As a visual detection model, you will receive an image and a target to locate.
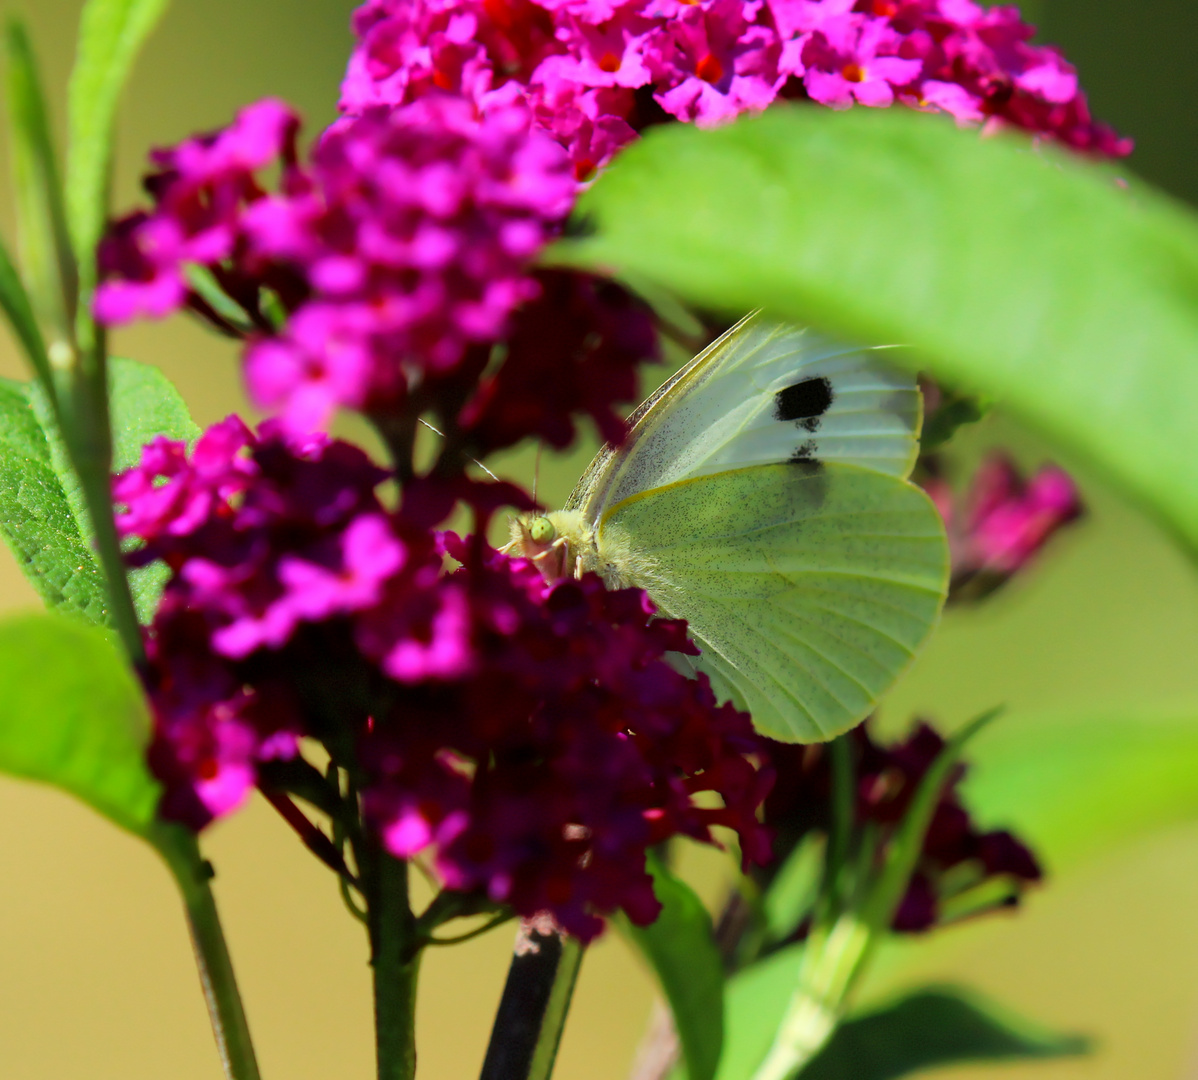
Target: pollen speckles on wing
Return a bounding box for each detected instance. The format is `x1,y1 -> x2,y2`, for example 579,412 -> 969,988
775,376 -> 835,431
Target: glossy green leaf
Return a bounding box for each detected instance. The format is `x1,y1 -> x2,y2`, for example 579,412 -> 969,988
66,0 -> 170,315
109,355 -> 199,620
3,20 -> 77,351
108,354 -> 200,472
0,377 -> 110,624
796,985 -> 1088,1080
0,358 -> 196,625
0,611 -> 158,833
561,106 -> 1198,550
622,855 -> 725,1080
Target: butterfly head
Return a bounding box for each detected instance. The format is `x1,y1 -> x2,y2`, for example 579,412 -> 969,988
509,511 -> 592,584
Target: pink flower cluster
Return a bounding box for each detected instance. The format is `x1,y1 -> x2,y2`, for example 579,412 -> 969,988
924,453 -> 1083,600
95,99 -> 307,328
762,720 -> 1041,934
97,98 -> 645,437
343,0 -> 1131,182
115,420 -> 772,939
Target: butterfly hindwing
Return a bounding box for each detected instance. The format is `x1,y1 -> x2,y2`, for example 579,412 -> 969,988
597,462 -> 948,742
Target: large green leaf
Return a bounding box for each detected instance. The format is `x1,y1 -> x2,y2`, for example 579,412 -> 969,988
561,106 -> 1198,550
0,359 -> 196,626
66,0 -> 170,280
622,855 -> 726,1080
0,377 -> 110,624
108,354 -> 200,471
797,985 -> 1088,1080
961,706 -> 1198,874
109,355 -> 199,620
0,611 -> 158,833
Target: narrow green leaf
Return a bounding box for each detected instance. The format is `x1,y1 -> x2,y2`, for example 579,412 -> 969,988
0,611 -> 158,833
862,708 -> 999,934
66,0 -> 170,298
0,378 -> 110,625
3,20 -> 77,354
623,855 -> 725,1080
0,233 -> 53,385
762,835 -> 823,947
796,985 -> 1088,1080
561,107 -> 1198,551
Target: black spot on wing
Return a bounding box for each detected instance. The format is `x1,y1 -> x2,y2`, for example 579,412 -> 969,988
775,376 -> 834,432
786,453 -> 829,509
789,440 -> 821,467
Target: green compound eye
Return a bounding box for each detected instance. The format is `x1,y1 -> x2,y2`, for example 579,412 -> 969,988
528,516 -> 556,544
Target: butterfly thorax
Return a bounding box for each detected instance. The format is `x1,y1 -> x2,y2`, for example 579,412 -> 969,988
509,511 -> 637,590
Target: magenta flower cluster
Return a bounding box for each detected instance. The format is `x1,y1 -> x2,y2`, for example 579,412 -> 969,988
343,0 -> 1131,183
763,721 -> 1041,933
924,453 -> 1083,600
115,420 -> 772,939
97,97 -> 615,435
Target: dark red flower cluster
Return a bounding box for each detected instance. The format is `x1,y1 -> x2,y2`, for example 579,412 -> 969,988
115,421 -> 772,939
762,720 -> 1041,933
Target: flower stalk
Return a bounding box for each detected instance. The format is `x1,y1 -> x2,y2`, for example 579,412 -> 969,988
150,824 -> 261,1080
367,848 -> 421,1080
751,914 -> 873,1080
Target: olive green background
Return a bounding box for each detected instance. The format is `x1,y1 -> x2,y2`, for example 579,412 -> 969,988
0,1 -> 1196,1077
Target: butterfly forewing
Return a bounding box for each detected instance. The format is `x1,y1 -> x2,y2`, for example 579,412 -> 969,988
597,463 -> 948,742
567,314 -> 921,523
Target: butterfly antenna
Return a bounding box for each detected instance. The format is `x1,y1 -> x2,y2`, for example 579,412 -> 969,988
417,417 -> 500,482
532,443 -> 543,503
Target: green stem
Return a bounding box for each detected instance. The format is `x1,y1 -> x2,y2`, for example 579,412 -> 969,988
369,851 -> 420,1080
750,914 -> 873,1080
150,824 -> 261,1080
59,367 -> 145,666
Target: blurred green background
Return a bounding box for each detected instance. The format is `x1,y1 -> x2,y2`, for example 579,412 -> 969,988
0,1 -> 1196,1077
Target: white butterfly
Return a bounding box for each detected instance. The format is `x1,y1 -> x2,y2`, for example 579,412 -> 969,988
513,313 -> 949,743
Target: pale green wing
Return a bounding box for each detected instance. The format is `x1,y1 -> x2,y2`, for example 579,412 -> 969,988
598,462 -> 948,742
568,313 -> 921,524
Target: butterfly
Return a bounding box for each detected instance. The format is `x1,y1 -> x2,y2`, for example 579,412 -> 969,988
512,312 -> 949,743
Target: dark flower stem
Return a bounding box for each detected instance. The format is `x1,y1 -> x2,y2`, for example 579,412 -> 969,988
150,824 -> 260,1080
368,848 -> 421,1080
479,917 -> 585,1080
